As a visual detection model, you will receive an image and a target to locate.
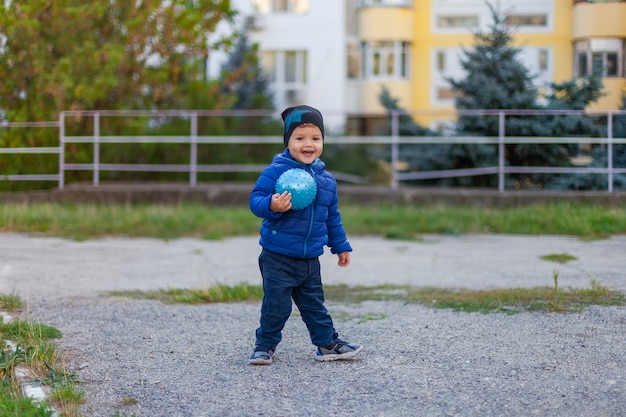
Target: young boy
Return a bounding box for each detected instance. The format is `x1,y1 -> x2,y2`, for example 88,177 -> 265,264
248,105 -> 362,365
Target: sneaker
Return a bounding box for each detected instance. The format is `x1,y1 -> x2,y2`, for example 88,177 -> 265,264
249,347 -> 276,365
315,338 -> 362,362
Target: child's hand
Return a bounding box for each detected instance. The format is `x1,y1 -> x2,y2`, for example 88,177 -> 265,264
270,191 -> 292,213
337,252 -> 350,267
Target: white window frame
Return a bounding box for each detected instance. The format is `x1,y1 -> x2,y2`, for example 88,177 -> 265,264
261,50 -> 308,108
434,15 -> 479,32
504,14 -> 548,27
574,39 -> 623,78
361,41 -> 410,80
359,0 -> 412,7
252,0 -> 309,14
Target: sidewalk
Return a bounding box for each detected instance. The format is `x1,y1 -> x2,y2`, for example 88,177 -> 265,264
2,232 -> 625,301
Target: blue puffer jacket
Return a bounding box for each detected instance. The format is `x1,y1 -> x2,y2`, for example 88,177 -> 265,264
250,150 -> 352,259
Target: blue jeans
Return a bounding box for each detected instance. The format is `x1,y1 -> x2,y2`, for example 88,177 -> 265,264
255,249 -> 336,350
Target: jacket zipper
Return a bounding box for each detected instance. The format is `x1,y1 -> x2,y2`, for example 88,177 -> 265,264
302,167 -> 316,258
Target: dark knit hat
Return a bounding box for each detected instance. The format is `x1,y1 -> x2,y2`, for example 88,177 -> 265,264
281,105 -> 325,147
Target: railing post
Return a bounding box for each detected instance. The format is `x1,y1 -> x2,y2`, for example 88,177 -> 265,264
498,111 -> 505,192
390,110 -> 399,189
190,111 -> 198,187
94,112 -> 100,186
607,111 -> 613,193
59,113 -> 65,190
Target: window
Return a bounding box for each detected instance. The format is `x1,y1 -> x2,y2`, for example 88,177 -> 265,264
261,50 -> 307,108
577,53 -> 588,77
538,49 -> 549,71
347,43 -> 361,79
437,51 -> 446,72
261,51 -> 307,85
436,87 -> 457,100
436,15 -> 479,29
252,0 -> 309,14
361,41 -> 410,79
574,39 -> 623,78
504,14 -> 548,27
594,52 -> 619,76
359,0 -> 412,6
262,52 -> 277,82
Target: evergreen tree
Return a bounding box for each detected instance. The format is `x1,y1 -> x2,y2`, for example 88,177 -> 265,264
206,30 -> 281,179
446,3 -> 539,186
219,31 -> 274,111
447,2 -> 604,188
549,91 -> 626,190
376,87 -> 448,183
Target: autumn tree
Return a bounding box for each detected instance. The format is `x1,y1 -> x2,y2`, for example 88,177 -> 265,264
0,0 -> 235,122
0,1 -> 235,190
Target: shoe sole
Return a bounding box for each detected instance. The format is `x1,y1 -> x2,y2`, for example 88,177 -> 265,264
249,357 -> 272,365
249,353 -> 274,365
315,346 -> 363,362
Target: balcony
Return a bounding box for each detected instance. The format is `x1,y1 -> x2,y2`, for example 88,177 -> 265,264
358,6 -> 413,41
572,0 -> 626,39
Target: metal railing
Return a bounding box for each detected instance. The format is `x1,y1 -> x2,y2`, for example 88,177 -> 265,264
0,121 -> 62,183
1,109 -> 625,192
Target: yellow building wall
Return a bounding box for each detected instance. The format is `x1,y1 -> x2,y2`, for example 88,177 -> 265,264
358,7 -> 413,41
358,81 -> 413,113
571,1 -> 626,111
572,2 -> 626,39
410,0 -> 576,127
588,79 -> 626,111
357,0 -> 620,126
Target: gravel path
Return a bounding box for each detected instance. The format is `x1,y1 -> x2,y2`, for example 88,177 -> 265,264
3,233 -> 625,416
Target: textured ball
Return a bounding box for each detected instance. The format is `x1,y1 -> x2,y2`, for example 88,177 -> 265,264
275,168 -> 317,210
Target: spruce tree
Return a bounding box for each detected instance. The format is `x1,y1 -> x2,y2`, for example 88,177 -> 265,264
219,31 -> 274,111
549,92 -> 626,190
376,87 -> 450,184
447,3 -> 604,189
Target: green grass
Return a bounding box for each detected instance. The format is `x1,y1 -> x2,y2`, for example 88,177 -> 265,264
110,284 -> 265,304
0,314 -> 84,417
109,280 -> 625,315
0,202 -> 625,240
540,253 -> 578,264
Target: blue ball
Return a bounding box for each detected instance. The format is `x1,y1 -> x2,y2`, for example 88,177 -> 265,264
275,168 -> 318,210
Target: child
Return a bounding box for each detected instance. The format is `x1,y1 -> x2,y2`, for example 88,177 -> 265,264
248,105 -> 362,365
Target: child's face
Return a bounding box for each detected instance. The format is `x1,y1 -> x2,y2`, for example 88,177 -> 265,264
286,123 -> 323,165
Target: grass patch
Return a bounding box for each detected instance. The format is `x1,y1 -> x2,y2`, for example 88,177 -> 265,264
0,293 -> 25,313
0,308 -> 84,417
108,281 -> 625,315
0,321 -> 62,341
328,310 -> 388,324
540,253 -> 578,264
335,280 -> 625,314
1,202 -> 625,240
119,397 -> 139,406
110,283 -> 265,304
0,396 -> 54,417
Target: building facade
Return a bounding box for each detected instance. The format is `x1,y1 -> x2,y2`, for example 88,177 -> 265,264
214,0 -> 626,132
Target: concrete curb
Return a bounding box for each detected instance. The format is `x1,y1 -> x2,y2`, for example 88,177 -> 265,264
1,182 -> 626,207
